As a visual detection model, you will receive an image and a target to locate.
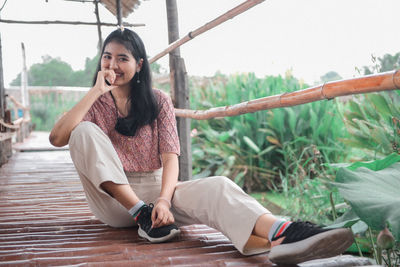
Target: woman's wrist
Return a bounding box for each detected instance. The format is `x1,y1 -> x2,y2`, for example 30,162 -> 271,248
155,197 -> 171,208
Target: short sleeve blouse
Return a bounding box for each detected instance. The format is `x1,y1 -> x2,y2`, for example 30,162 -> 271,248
82,89 -> 180,172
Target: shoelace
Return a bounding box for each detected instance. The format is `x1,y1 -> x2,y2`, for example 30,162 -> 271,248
272,221 -> 326,244
135,204 -> 154,231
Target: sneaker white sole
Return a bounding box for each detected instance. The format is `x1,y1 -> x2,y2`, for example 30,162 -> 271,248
138,228 -> 181,243
268,228 -> 354,265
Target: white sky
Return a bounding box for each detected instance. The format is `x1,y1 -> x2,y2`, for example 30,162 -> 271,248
1,0 -> 399,87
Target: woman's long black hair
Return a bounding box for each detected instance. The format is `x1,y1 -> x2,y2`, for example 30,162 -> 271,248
93,28 -> 159,136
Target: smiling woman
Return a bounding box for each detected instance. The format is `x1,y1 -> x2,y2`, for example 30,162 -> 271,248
47,28 -> 354,265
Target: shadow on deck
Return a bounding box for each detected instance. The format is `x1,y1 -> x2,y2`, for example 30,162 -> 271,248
0,132 -> 275,266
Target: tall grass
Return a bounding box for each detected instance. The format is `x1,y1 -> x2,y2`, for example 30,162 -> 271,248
190,73 -> 352,223
191,73 -> 348,190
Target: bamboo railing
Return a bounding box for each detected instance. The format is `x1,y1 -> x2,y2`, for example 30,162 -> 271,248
0,95 -> 31,142
149,0 -> 265,64
174,70 -> 400,120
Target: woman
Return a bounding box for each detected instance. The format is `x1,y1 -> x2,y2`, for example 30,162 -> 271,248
49,28 -> 353,265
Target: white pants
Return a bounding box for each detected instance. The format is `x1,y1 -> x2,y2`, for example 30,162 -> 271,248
69,121 -> 271,255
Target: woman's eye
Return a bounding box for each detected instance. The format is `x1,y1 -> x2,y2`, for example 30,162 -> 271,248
103,55 -> 111,60
119,58 -> 128,62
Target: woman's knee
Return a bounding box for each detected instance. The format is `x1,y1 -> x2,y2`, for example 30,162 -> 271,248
71,121 -> 97,139
207,176 -> 237,191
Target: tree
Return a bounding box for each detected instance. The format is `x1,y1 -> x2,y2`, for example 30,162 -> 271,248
10,55 -> 99,87
320,71 -> 342,83
10,54 -> 164,87
362,52 -> 400,75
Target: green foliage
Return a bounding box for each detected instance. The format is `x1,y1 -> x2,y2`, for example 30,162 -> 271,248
361,52 -> 400,75
320,71 -> 343,83
333,154 -> 400,266
341,92 -> 400,159
10,55 -> 99,87
190,73 -> 348,193
30,91 -> 86,131
335,154 -> 400,239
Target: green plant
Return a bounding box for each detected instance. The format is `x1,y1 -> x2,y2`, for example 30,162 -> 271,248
191,73 -> 348,193
29,91 -> 85,131
332,153 -> 400,266
340,91 -> 400,159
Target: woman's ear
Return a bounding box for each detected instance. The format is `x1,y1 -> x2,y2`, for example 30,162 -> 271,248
137,58 -> 144,72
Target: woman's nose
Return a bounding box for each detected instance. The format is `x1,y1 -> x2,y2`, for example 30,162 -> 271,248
109,58 -> 118,69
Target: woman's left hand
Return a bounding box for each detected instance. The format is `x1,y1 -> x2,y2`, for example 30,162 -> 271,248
151,200 -> 175,228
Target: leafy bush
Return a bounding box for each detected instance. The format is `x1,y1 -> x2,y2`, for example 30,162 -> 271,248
340,91 -> 400,159
333,153 -> 400,266
190,73 -> 349,193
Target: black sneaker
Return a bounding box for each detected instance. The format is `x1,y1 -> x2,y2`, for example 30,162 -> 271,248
135,203 -> 180,243
268,221 -> 354,265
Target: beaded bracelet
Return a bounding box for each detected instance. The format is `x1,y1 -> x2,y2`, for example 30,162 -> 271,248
155,197 -> 171,208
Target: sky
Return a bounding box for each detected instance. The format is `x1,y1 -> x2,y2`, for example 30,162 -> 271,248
1,0 -> 399,87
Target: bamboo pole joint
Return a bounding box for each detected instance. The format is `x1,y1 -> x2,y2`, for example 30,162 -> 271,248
393,69 -> 400,89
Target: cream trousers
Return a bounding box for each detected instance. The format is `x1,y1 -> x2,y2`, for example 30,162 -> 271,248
69,121 -> 271,255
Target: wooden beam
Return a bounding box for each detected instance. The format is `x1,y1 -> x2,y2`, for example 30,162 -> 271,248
174,70 -> 400,120
150,0 -> 265,64
0,19 -> 144,27
94,0 -> 103,52
166,0 -> 192,181
116,0 -> 122,27
0,16 -> 12,166
0,21 -> 5,119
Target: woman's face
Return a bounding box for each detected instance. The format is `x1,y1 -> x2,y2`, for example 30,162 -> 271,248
101,41 -> 140,87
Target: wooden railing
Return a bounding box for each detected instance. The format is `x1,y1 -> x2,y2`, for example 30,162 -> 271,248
0,95 -> 31,143
175,70 -> 400,120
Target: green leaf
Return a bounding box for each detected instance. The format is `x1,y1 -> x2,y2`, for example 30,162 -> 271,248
325,209 -> 360,229
258,145 -> 276,157
243,136 -> 261,153
218,131 -> 231,142
369,94 -> 392,117
346,153 -> 400,171
234,172 -> 246,188
335,161 -> 400,239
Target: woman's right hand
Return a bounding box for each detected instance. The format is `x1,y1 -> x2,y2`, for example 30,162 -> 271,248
94,69 -> 118,94
49,69 -> 117,147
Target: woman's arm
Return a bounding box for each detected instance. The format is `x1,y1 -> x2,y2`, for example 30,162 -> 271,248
49,70 -> 116,147
151,152 -> 179,228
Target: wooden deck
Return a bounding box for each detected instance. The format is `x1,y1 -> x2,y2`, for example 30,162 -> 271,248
0,132 -> 275,266
0,132 -> 374,266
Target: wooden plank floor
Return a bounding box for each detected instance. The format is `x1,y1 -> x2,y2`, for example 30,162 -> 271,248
0,133 -> 275,266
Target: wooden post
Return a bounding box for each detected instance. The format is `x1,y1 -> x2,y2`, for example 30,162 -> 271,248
116,0 -> 122,27
94,0 -> 103,52
0,29 -> 5,119
166,0 -> 192,181
21,43 -> 28,107
0,27 -> 12,165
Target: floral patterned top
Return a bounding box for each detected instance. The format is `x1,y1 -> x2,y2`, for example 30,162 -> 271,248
82,89 -> 180,172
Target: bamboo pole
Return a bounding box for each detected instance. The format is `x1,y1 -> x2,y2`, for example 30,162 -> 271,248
175,70 -> 400,120
94,0 -> 103,52
0,19 -> 144,27
149,0 -> 265,64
